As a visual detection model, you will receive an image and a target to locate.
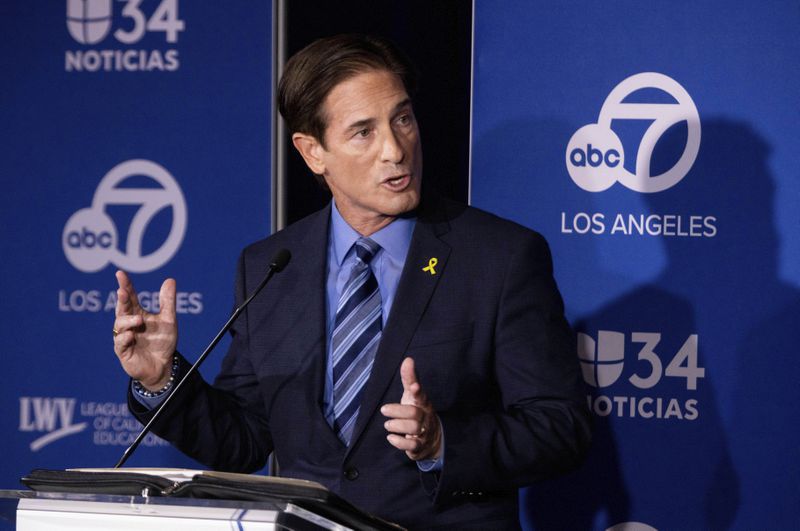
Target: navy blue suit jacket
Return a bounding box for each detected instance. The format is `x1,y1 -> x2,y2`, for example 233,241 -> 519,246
131,197 -> 591,530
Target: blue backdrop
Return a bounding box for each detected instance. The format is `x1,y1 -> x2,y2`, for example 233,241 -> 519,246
3,2 -> 799,530
1,0 -> 272,482
471,1 -> 799,529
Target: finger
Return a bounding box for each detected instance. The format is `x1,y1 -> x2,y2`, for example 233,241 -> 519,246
115,270 -> 142,316
400,357 -> 430,408
384,418 -> 423,436
113,314 -> 143,332
400,357 -> 419,395
113,330 -> 136,355
381,403 -> 421,420
159,278 -> 177,320
387,433 -> 422,453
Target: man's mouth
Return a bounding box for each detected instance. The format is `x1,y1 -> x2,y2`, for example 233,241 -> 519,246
381,173 -> 411,192
382,174 -> 413,191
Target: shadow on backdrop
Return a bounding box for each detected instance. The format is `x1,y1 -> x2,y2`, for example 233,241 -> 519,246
470,119 -> 800,529
696,121 -> 799,529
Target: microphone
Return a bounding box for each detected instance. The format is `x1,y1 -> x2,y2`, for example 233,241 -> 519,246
114,248 -> 292,468
269,248 -> 291,272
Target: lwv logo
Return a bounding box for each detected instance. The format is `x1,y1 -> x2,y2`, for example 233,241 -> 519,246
19,397 -> 88,451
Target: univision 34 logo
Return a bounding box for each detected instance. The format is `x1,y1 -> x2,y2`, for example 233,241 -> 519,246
566,73 -> 701,193
65,0 -> 184,72
578,330 -> 705,420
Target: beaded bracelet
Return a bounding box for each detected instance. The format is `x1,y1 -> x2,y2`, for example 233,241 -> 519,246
132,354 -> 180,398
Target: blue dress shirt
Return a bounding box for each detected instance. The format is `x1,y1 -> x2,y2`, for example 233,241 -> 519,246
323,201 -> 441,472
322,200 -> 416,426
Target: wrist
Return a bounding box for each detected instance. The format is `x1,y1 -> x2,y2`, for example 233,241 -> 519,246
133,355 -> 179,397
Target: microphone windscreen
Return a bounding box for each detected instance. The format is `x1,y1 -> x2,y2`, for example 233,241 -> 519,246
270,249 -> 291,272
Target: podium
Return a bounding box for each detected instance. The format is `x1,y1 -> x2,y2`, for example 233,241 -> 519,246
2,489 -> 345,530
1,489 -> 375,530
3,469 -> 404,530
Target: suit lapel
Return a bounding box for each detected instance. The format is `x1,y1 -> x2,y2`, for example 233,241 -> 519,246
346,212 -> 452,455
282,205 -> 342,448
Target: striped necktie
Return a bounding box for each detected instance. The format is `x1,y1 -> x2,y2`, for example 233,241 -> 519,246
332,237 -> 382,445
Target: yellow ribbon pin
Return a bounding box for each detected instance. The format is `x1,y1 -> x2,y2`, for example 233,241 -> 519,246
422,257 -> 438,275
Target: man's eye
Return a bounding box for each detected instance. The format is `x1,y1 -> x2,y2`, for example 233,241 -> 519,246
355,129 -> 370,138
397,114 -> 411,125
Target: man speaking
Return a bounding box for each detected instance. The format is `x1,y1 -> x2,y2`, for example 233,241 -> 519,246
112,34 -> 591,529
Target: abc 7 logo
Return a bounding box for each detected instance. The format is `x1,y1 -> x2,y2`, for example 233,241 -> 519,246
566,72 -> 701,193
62,160 -> 187,273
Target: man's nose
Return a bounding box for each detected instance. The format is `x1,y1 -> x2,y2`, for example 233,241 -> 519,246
380,130 -> 405,164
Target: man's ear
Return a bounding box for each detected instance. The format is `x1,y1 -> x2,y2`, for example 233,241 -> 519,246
292,133 -> 326,175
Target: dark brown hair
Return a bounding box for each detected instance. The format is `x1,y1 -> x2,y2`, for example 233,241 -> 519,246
278,34 -> 418,147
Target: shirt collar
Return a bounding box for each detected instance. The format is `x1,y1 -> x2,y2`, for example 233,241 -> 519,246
330,200 -> 416,266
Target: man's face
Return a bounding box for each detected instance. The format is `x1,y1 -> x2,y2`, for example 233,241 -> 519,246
293,69 -> 422,235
